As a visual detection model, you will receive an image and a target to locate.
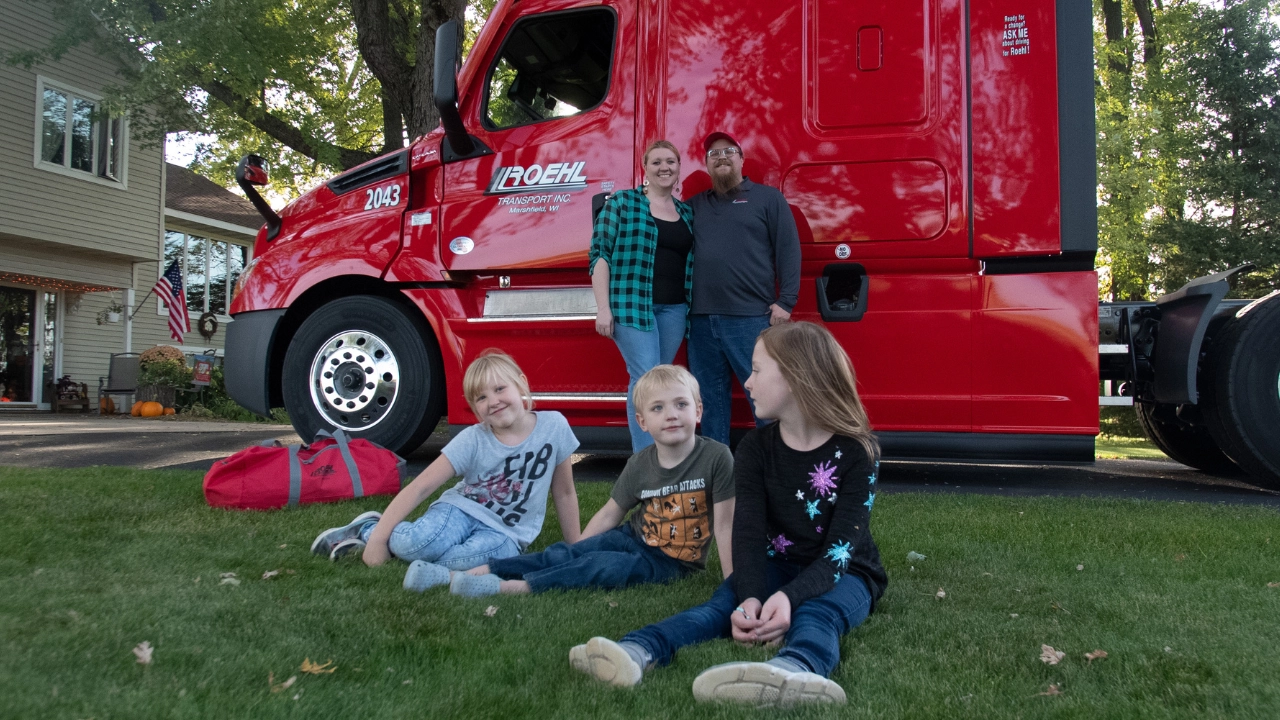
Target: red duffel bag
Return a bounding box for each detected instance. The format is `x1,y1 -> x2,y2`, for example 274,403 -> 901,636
204,429 -> 407,509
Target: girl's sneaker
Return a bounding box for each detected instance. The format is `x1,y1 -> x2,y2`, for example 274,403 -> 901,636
691,661 -> 846,708
328,537 -> 366,561
310,511 -> 381,558
568,637 -> 646,688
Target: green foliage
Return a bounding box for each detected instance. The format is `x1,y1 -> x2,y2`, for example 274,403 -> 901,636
1096,0 -> 1280,300
184,365 -> 290,424
136,359 -> 192,389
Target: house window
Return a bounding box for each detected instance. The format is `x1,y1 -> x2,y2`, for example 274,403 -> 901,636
36,77 -> 127,185
162,231 -> 251,317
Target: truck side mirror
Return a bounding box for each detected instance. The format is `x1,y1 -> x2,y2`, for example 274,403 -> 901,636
434,19 -> 475,158
235,154 -> 282,241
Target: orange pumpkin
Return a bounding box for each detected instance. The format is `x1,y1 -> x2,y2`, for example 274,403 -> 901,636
140,401 -> 164,417
100,396 -> 115,414
131,401 -> 143,417
163,407 -> 176,416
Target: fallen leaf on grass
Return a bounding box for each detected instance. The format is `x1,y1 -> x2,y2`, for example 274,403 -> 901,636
300,658 -> 336,675
484,605 -> 498,617
1267,582 -> 1279,588
608,602 -> 618,608
1039,645 -> 1065,665
1037,683 -> 1062,696
935,588 -> 946,599
219,572 -> 240,586
262,570 -> 280,580
907,551 -> 928,562
1084,650 -> 1108,663
1175,553 -> 1186,562
132,641 -> 154,665
402,679 -> 412,685
1076,564 -> 1084,571
1010,613 -> 1019,618
279,544 -> 288,549
269,673 -> 296,693
1050,601 -> 1070,615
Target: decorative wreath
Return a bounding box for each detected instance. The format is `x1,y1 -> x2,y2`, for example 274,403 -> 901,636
198,312 -> 219,340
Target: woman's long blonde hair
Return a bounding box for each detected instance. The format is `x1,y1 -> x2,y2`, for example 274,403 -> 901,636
758,322 -> 878,459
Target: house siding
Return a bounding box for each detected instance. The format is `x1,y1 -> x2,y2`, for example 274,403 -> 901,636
0,0 -> 162,263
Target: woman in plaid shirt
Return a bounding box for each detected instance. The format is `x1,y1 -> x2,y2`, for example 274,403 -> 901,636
589,140 -> 696,452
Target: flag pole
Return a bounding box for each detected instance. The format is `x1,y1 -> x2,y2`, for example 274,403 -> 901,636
129,286 -> 157,322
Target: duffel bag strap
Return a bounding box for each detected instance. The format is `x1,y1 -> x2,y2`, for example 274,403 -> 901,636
313,428 -> 364,499
287,443 -> 303,507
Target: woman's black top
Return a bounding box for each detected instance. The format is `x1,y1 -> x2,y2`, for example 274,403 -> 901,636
652,216 -> 694,305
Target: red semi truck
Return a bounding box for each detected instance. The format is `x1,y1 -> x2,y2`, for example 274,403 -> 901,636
224,0 -> 1280,488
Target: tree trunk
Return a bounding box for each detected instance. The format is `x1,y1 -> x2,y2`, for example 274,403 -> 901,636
1132,0 -> 1159,64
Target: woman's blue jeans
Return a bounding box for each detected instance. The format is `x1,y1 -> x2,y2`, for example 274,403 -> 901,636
621,559 -> 873,677
611,303 -> 688,452
359,502 -> 519,571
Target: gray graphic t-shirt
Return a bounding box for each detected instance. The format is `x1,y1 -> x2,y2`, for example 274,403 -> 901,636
436,411 -> 580,549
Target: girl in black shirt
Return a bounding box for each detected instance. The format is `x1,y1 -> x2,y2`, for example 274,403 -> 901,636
570,322 -> 886,707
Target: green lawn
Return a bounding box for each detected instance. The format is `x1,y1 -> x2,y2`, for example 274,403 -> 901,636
1095,435 -> 1169,460
3,467 -> 1278,719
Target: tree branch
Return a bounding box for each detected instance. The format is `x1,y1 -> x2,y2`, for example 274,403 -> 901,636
351,0 -> 416,150
201,80 -> 375,169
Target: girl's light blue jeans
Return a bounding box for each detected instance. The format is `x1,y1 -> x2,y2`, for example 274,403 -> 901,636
359,502 -> 519,571
611,302 -> 688,452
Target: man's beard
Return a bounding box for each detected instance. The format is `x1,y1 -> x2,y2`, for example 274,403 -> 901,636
711,163 -> 743,196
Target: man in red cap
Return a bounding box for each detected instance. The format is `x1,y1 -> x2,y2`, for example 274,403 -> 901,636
686,131 -> 801,445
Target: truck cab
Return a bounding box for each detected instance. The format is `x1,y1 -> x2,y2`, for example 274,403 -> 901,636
225,0 -> 1280,488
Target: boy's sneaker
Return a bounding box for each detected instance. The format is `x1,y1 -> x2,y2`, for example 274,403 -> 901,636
568,637 -> 645,688
691,661 -> 846,708
310,511 -> 381,558
329,537 -> 366,561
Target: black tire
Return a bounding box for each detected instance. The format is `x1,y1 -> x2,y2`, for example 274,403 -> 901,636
282,295 -> 444,456
1201,293 -> 1280,489
1134,401 -> 1241,476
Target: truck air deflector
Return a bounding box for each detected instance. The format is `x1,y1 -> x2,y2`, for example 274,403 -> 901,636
1057,0 -> 1098,255
326,150 -> 409,196
1151,264 -> 1255,405
980,251 -> 1095,274
877,431 -> 1095,463
224,308 -> 287,416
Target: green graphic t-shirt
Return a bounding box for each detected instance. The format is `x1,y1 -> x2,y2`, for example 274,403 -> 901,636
610,437 -> 735,569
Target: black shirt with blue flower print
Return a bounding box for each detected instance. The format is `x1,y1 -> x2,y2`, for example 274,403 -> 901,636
731,424 -> 888,609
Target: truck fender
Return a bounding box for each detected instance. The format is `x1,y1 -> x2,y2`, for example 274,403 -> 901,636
1152,263 -> 1254,405
224,308 -> 287,416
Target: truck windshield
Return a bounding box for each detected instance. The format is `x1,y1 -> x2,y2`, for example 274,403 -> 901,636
483,8 -> 615,130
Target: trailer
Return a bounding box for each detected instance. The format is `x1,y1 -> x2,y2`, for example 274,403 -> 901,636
223,0 -> 1280,489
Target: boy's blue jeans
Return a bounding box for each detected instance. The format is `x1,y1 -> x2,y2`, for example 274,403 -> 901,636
621,558 -> 872,677
359,502 -> 518,570
488,525 -> 689,592
611,303 -> 689,452
686,313 -> 772,446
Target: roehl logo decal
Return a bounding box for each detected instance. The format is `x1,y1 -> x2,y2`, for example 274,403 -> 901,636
486,161 -> 587,195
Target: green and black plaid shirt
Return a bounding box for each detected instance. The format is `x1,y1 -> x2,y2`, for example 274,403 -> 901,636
588,187 -> 695,332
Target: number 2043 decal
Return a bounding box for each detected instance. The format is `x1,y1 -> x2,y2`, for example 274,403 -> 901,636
364,183 -> 402,210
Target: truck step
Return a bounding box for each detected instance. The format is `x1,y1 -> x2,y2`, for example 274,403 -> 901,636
1099,344 -> 1129,354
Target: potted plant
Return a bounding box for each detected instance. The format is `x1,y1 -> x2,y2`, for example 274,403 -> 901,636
136,345 -> 192,411
96,301 -> 125,325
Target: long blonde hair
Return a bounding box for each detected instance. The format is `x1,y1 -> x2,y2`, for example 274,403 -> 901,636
462,350 -> 533,418
758,322 -> 878,459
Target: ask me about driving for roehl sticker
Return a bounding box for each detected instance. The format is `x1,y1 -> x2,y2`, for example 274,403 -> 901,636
486,162 -> 587,195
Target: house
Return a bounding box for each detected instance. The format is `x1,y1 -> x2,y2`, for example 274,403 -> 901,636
0,0 -> 260,409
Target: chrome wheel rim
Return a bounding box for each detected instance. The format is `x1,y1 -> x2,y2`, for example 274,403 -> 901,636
308,330 -> 399,430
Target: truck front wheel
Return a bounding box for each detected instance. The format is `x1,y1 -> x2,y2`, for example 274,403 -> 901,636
1202,294 -> 1280,489
1134,402 -> 1239,476
281,295 -> 444,456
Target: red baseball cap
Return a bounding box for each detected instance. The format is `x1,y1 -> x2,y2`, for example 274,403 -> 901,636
702,131 -> 741,153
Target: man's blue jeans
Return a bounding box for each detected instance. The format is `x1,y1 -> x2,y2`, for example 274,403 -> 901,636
359,502 -> 519,570
488,524 -> 689,592
621,559 -> 873,677
612,303 -> 688,452
687,314 -> 772,446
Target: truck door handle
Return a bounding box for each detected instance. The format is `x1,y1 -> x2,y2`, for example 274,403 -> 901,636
816,263 -> 868,322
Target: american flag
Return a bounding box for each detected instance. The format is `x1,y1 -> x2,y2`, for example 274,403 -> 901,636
153,260 -> 191,343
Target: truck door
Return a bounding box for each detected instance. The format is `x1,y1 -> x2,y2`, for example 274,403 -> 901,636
439,0 -> 637,425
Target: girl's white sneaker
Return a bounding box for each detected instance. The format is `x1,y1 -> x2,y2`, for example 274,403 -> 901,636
568,637 -> 644,688
692,661 -> 846,708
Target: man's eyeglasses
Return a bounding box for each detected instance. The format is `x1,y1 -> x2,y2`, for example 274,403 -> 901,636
706,147 -> 742,159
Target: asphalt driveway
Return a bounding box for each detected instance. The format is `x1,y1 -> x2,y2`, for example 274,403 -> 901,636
2,414 -> 1277,505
